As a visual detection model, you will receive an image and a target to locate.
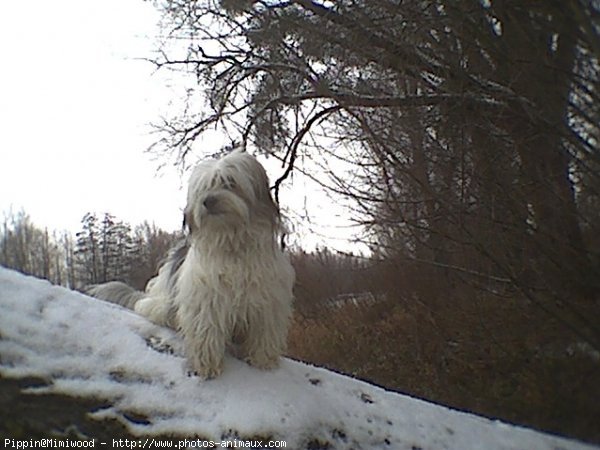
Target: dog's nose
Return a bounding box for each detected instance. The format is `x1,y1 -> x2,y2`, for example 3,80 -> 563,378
203,195 -> 218,211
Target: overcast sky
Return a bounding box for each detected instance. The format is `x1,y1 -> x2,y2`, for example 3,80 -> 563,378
0,0 -> 183,230
0,0 -> 364,252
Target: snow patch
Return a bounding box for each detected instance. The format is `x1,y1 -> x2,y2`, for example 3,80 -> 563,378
0,267 -> 596,449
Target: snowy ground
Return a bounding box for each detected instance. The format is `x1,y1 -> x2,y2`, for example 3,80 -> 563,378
0,267 -> 596,449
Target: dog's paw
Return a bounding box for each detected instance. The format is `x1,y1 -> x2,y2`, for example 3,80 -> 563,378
245,354 -> 280,371
138,327 -> 183,356
192,366 -> 223,380
187,357 -> 223,380
145,335 -> 175,355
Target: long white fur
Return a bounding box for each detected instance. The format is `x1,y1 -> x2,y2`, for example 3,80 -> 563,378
88,149 -> 294,379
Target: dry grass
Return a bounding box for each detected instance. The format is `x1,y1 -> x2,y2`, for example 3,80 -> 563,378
287,253 -> 600,445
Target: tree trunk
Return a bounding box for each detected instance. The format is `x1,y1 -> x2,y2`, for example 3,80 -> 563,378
497,3 -> 592,295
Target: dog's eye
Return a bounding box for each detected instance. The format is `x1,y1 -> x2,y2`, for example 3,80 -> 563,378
225,176 -> 237,190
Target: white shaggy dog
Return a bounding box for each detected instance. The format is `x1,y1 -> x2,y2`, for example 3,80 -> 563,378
87,149 -> 295,379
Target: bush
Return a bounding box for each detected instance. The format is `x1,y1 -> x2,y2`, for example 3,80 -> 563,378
287,253 -> 600,444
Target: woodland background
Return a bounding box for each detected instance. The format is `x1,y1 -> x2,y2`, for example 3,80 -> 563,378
2,0 -> 600,445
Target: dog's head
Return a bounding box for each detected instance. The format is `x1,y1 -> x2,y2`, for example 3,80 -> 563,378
184,149 -> 279,236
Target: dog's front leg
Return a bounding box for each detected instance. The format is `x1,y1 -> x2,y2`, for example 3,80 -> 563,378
180,312 -> 226,380
241,305 -> 288,371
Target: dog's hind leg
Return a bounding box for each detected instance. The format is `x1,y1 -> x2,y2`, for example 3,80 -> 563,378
134,295 -> 176,328
85,281 -> 144,310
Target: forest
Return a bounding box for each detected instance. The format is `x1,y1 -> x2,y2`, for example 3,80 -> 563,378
2,0 -> 599,445
142,1 -> 599,441
147,0 -> 600,352
0,210 -> 178,290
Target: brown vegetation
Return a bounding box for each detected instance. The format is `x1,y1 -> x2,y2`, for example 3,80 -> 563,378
288,250 -> 600,445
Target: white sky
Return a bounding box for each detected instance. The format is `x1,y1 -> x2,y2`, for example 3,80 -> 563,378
0,0 -> 183,231
0,0 -> 365,252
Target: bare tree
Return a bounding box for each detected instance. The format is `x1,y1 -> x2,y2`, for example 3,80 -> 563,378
147,0 -> 600,348
0,210 -> 67,284
128,222 -> 182,290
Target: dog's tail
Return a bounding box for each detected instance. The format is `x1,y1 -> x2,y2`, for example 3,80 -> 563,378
84,281 -> 145,310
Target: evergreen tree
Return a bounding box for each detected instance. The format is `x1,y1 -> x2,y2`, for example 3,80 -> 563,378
75,212 -> 100,287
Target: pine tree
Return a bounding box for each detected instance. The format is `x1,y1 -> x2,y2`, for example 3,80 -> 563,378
75,212 -> 100,287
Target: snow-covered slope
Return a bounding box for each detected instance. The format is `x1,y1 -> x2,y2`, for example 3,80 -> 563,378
0,267 -> 595,449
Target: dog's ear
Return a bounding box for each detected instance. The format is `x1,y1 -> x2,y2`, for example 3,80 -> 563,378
252,164 -> 280,229
183,207 -> 197,235
257,185 -> 280,230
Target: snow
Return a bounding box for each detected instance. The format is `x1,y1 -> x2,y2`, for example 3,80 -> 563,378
0,266 -> 596,450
